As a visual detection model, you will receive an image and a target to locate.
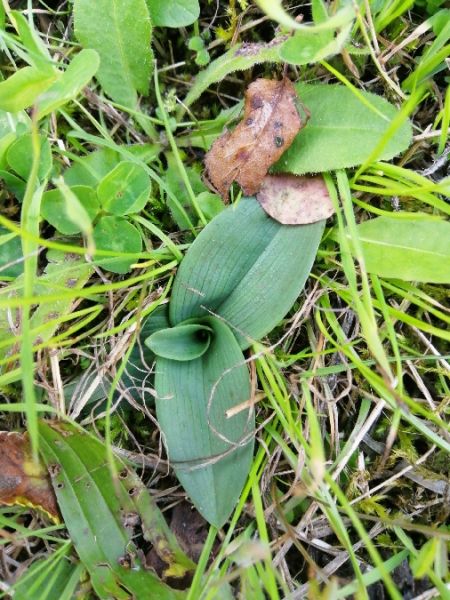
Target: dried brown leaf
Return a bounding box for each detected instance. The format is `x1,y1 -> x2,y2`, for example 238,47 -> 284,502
0,431 -> 59,521
205,77 -> 303,200
256,173 -> 335,224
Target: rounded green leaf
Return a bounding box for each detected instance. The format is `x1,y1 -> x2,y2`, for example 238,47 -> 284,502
155,316 -> 254,527
93,216 -> 142,274
170,197 -> 325,349
41,185 -> 99,235
146,322 -> 212,361
275,84 -> 413,175
0,170 -> 26,200
97,161 -> 151,216
6,133 -> 52,181
147,0 -> 200,27
0,225 -> 23,279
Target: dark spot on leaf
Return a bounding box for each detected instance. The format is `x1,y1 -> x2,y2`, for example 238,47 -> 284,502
118,554 -> 132,569
274,136 -> 284,147
235,149 -> 249,161
251,95 -> 263,109
119,468 -> 128,479
48,463 -> 61,478
55,482 -> 64,490
66,278 -> 78,288
273,121 -> 283,129
245,117 -> 254,126
128,487 -> 138,497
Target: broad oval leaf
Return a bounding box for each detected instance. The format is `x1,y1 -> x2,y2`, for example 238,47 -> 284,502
147,0 -> 200,27
155,316 -> 254,528
97,161 -> 151,216
170,197 -> 325,349
0,66 -> 56,113
74,0 -> 153,107
93,216 -> 142,274
275,84 -> 413,174
356,215 -> 450,283
37,49 -> 100,118
146,323 -> 213,361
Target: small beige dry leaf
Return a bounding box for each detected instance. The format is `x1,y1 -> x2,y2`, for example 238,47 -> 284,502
256,174 -> 335,224
205,77 -> 303,201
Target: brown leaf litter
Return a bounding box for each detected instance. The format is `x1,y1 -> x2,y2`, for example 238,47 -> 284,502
205,77 -> 303,201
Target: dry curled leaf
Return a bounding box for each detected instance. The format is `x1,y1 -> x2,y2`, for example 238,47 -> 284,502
256,173 -> 335,224
205,77 -> 303,200
0,431 -> 59,520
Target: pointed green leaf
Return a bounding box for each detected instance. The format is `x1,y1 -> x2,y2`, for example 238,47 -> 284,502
39,420 -> 190,599
37,49 -> 100,118
74,0 -> 153,107
276,84 -> 412,174
356,215 -> 450,283
0,67 -> 57,113
10,11 -> 54,74
155,316 -> 254,527
170,197 -> 325,349
146,323 -> 213,361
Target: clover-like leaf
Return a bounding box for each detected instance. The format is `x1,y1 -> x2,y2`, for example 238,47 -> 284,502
93,216 -> 142,274
97,161 -> 151,216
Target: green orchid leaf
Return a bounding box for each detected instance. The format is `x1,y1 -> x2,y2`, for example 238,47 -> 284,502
155,316 -> 254,528
170,197 -> 325,349
146,323 -> 213,361
39,420 -> 192,599
120,305 -> 170,402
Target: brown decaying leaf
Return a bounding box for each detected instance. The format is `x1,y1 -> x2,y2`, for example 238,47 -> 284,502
256,173 -> 335,225
0,431 -> 59,521
204,77 -> 303,200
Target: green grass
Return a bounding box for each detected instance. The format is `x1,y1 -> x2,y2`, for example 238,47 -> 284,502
0,0 -> 449,598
